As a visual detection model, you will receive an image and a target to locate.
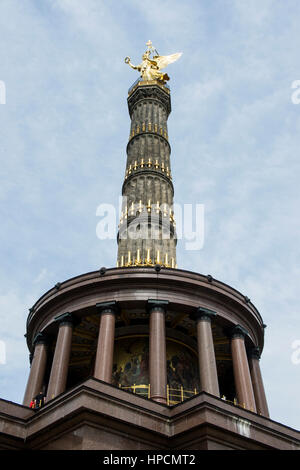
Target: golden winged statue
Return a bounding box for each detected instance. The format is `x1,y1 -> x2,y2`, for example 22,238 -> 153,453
125,40 -> 182,83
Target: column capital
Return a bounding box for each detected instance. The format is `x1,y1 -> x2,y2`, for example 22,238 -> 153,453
231,324 -> 249,340
32,332 -> 48,347
54,312 -> 77,327
191,306 -> 217,322
249,346 -> 261,360
147,299 -> 169,314
96,301 -> 119,315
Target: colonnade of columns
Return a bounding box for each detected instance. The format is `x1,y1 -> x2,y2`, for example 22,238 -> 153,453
23,302 -> 269,418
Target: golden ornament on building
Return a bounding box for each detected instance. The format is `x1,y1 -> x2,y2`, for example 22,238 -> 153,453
125,40 -> 182,83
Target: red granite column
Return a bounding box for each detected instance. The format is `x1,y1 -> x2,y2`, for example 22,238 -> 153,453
94,302 -> 117,383
249,347 -> 270,417
46,313 -> 74,401
23,333 -> 47,406
194,307 -> 220,397
231,325 -> 257,412
148,299 -> 168,404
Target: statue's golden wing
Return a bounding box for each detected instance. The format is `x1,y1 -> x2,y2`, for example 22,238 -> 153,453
153,52 -> 182,71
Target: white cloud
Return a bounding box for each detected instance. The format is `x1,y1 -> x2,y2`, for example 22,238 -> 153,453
233,0 -> 275,26
33,267 -> 49,284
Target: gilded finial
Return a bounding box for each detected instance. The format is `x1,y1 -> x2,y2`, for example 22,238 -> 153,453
125,41 -> 182,83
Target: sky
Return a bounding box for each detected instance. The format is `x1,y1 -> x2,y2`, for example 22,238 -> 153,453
0,0 -> 299,431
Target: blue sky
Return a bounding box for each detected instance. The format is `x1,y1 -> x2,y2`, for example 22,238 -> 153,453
0,0 -> 299,431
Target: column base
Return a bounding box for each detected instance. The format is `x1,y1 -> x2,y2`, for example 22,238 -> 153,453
151,395 -> 167,405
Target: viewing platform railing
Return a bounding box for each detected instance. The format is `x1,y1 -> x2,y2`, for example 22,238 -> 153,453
118,384 -> 257,412
118,383 -> 198,405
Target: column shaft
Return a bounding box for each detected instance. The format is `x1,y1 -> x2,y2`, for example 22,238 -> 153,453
249,354 -> 269,417
196,318 -> 220,396
94,309 -> 116,383
46,320 -> 73,401
231,331 -> 257,412
149,303 -> 167,404
23,340 -> 47,406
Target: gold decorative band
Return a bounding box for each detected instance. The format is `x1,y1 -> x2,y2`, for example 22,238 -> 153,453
117,250 -> 177,269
